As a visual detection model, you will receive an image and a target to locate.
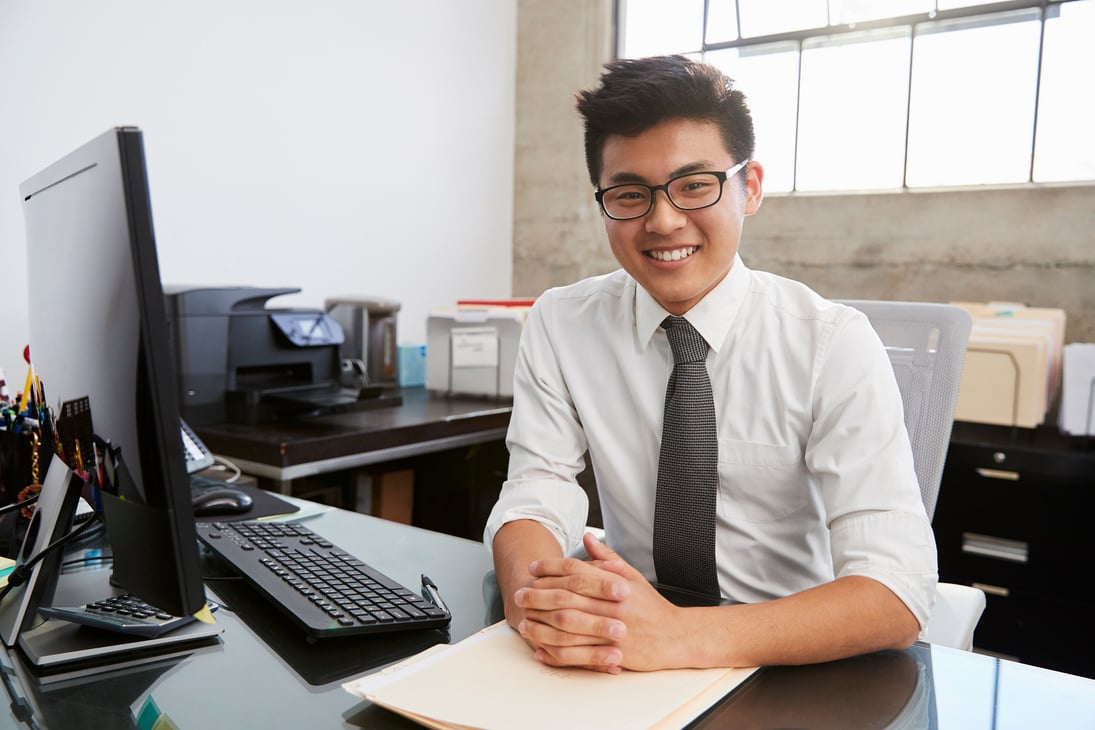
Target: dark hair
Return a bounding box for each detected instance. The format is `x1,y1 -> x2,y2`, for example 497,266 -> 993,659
575,55 -> 755,188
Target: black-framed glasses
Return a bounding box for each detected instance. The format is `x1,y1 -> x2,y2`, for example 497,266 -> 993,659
594,160 -> 750,221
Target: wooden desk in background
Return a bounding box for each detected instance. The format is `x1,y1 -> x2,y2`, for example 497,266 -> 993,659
193,388 -> 511,526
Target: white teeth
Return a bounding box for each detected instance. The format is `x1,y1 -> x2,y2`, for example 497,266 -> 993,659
649,246 -> 697,262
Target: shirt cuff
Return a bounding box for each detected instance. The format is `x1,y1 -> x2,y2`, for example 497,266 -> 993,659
483,478 -> 590,558
830,510 -> 940,630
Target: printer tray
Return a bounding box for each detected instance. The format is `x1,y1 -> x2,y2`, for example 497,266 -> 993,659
226,385 -> 402,423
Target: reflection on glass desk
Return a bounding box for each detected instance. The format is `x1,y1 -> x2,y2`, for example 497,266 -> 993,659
2,502 -> 1094,729
696,640 -> 1095,729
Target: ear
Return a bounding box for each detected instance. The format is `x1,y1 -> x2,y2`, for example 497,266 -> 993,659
743,161 -> 764,216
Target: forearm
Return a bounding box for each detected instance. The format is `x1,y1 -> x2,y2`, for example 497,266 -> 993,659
514,536 -> 920,672
491,519 -> 565,629
686,576 -> 921,668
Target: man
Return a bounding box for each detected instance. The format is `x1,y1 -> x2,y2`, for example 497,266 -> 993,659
485,55 -> 937,674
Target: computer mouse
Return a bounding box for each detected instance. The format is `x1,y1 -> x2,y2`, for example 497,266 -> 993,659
192,487 -> 254,517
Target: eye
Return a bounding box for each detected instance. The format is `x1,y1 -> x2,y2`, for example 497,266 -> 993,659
606,186 -> 650,205
674,176 -> 717,196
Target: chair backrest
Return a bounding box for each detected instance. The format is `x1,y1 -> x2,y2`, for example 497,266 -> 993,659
837,301 -> 972,519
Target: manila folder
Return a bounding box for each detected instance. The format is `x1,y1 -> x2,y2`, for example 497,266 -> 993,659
343,621 -> 758,730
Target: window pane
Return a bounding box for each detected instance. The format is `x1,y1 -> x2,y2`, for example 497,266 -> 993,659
796,29 -> 912,190
1034,0 -> 1095,182
738,0 -> 827,37
936,0 -> 1008,9
830,0 -> 931,25
906,11 -> 1042,187
705,0 -> 740,44
619,0 -> 705,57
707,43 -> 800,192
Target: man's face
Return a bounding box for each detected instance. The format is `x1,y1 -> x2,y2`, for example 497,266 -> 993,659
598,118 -> 763,315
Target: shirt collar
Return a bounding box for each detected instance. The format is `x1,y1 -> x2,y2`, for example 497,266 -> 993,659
636,253 -> 751,353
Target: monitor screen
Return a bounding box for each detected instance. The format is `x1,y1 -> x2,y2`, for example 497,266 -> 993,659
18,127 -> 205,619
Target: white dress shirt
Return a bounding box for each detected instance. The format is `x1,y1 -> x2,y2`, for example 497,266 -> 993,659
484,255 -> 938,628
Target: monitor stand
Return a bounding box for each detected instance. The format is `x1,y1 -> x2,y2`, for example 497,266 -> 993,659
0,455 -> 85,648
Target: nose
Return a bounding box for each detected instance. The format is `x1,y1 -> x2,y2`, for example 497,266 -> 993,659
644,189 -> 687,235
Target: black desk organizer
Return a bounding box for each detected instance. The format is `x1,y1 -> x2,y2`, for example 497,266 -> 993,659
932,421 -> 1095,679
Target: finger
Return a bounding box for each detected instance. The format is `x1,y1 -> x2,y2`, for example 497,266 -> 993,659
527,556 -> 631,601
528,555 -> 592,578
519,611 -> 627,645
584,531 -> 616,560
583,534 -> 634,576
534,645 -> 624,675
515,585 -> 625,617
522,571 -> 631,604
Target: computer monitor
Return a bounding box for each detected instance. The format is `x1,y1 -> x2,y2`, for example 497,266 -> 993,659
15,127 -> 205,621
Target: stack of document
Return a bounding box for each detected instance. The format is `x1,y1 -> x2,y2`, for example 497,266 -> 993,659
951,302 -> 1066,428
343,621 -> 758,729
1059,343 -> 1095,437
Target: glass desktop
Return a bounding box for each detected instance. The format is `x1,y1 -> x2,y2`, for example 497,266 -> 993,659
1,504 -> 1094,729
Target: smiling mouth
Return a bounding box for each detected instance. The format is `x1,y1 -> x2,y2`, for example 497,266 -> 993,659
647,246 -> 698,262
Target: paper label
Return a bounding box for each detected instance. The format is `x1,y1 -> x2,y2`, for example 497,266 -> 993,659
451,328 -> 498,368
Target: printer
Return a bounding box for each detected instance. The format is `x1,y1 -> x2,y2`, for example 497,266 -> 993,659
165,286 -> 398,426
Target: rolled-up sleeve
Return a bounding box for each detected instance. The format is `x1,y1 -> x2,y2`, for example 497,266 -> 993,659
830,510 -> 939,629
484,476 -> 590,558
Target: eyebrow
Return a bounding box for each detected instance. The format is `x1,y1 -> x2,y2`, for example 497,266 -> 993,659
604,161 -> 719,187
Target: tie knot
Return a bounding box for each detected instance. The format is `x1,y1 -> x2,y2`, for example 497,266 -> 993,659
662,316 -> 708,364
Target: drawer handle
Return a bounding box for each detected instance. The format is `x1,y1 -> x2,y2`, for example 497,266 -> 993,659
961,532 -> 1028,563
971,582 -> 1010,598
975,468 -> 1020,481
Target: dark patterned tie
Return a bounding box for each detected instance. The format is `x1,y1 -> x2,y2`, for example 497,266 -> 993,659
653,316 -> 719,596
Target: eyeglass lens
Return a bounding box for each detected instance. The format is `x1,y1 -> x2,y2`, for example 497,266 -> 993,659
600,172 -> 723,220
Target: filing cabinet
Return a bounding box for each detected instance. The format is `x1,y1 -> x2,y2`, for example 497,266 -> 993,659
932,421 -> 1095,678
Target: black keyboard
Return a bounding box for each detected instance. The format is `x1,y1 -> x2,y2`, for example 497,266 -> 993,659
197,521 -> 450,639
39,594 -> 217,638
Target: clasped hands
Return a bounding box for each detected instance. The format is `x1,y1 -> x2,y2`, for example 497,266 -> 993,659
511,532 -> 685,674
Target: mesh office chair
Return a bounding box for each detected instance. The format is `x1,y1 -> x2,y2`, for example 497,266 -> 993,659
839,300 -> 986,651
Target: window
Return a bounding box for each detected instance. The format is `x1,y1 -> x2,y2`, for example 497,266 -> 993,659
618,0 -> 1094,192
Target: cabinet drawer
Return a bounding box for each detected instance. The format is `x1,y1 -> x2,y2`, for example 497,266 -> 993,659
934,461 -> 1095,600
972,590 -> 1095,680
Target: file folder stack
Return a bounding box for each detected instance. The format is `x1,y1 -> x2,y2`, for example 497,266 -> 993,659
951,302 -> 1066,428
1059,343 -> 1095,437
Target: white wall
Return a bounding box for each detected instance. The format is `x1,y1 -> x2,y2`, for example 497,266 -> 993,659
0,1 -> 516,380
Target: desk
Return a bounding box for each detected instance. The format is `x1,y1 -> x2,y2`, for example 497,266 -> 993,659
193,388 -> 511,525
2,502 -> 1094,728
